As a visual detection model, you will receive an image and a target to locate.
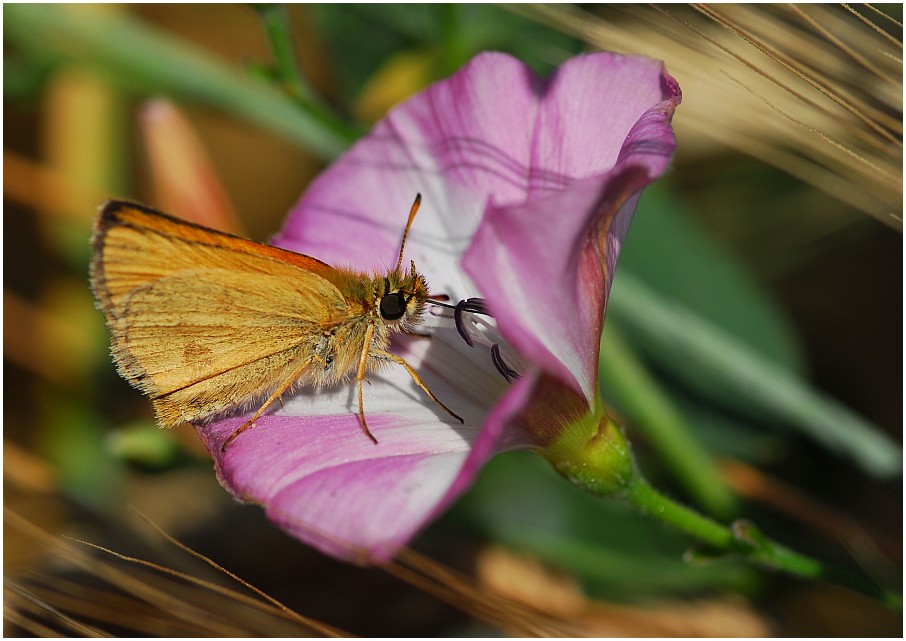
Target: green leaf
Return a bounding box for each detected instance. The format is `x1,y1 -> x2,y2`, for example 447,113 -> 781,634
106,421 -> 183,470
618,182 -> 805,373
607,272 -> 901,477
607,184 -> 900,477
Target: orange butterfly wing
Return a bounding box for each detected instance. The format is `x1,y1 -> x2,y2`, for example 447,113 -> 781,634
90,200 -> 352,427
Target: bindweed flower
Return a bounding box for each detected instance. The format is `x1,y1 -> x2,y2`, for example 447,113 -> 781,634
196,51 -> 681,563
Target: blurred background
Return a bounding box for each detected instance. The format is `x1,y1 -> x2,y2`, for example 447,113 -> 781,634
4,4 -> 901,636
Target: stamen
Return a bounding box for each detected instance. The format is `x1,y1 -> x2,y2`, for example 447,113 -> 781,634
491,343 -> 521,383
453,299 -> 475,347
462,297 -> 490,315
448,296 -> 521,382
453,297 -> 491,347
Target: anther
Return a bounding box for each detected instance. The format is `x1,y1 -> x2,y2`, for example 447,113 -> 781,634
453,297 -> 490,348
491,343 -> 521,383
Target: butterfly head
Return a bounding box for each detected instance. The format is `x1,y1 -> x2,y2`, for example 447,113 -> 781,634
380,260 -> 429,332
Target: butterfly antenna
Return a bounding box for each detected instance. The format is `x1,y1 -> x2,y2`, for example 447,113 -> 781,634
422,298 -> 457,311
396,193 -> 421,272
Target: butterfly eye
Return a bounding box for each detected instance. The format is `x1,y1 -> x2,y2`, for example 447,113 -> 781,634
380,292 -> 407,321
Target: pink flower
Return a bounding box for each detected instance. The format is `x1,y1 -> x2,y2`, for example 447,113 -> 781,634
196,51 -> 681,563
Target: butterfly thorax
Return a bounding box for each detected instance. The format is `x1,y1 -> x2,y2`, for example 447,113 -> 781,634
309,261 -> 429,384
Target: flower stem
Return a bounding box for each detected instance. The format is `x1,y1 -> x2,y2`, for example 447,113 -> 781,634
623,476 -> 735,550
600,324 -> 737,518
254,4 -> 363,145
625,476 -> 822,574
544,410 -> 899,605
623,474 -> 900,606
256,4 -> 319,106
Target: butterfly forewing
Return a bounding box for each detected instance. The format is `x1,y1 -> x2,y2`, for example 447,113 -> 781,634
91,201 -> 351,427
91,202 -> 337,310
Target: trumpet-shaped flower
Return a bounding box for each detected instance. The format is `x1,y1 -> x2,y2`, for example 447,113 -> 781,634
196,51 -> 681,563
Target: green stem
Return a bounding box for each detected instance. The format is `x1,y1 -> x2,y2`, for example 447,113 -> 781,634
257,4 -> 319,106
544,411 -> 899,605
255,4 -> 364,144
625,476 -> 821,575
624,476 -> 734,550
600,324 -> 737,518
624,475 -> 900,607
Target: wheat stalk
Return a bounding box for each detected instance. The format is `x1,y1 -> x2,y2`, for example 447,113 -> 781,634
509,4 -> 903,229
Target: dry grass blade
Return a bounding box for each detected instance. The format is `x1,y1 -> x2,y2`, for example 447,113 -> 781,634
120,512 -> 600,636
843,3 -> 904,47
5,510 -> 245,636
125,507 -> 348,637
725,70 -> 901,184
4,508 -> 346,637
864,3 -> 903,28
390,549 -> 584,636
789,3 -> 896,81
4,596 -> 72,637
12,572 -> 218,637
692,3 -> 900,144
5,579 -> 109,637
509,4 -> 903,228
66,537 -> 347,637
6,503 -> 599,636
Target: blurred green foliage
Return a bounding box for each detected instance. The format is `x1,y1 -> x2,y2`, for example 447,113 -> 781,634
448,451 -> 763,600
311,4 -> 583,101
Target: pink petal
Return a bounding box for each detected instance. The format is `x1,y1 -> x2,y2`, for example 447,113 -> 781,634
270,52 -> 542,299
464,56 -> 681,402
272,52 -> 679,403
197,413 -> 471,563
196,365 -> 535,562
463,171 -> 648,402
528,52 -> 680,194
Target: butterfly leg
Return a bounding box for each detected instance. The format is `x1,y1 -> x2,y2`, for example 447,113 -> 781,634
374,350 -> 464,424
356,322 -> 379,444
221,359 -> 315,452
